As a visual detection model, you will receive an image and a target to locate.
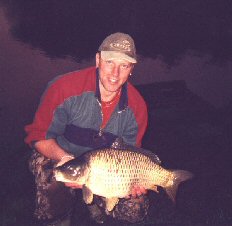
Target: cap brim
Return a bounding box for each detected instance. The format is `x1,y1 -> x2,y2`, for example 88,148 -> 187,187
101,51 -> 137,63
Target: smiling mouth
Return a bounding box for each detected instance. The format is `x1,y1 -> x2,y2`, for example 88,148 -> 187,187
109,78 -> 118,84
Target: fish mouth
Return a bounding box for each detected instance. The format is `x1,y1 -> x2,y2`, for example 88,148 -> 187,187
53,169 -> 70,182
53,169 -> 86,185
53,170 -> 66,182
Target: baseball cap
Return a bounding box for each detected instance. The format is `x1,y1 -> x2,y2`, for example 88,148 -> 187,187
98,32 -> 137,63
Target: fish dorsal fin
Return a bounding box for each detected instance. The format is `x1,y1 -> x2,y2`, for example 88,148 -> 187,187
111,137 -> 127,149
111,137 -> 161,165
128,145 -> 162,165
82,185 -> 94,205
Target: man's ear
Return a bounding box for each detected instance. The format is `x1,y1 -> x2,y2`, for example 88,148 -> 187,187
96,53 -> 100,67
130,64 -> 135,74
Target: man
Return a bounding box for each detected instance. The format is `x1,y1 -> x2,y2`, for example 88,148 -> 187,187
25,32 -> 149,226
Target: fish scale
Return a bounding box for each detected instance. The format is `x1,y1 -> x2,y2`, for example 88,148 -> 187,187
86,149 -> 168,198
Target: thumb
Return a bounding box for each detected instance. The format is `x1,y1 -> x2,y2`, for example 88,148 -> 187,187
56,155 -> 74,167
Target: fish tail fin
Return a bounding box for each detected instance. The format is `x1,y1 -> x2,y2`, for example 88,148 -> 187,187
165,170 -> 193,203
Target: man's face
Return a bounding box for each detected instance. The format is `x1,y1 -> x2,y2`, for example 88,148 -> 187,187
96,53 -> 134,95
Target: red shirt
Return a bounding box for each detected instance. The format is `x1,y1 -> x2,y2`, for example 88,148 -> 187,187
101,91 -> 121,129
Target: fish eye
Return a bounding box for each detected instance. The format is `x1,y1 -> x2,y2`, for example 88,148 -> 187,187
70,166 -> 82,177
67,166 -> 74,171
72,169 -> 78,176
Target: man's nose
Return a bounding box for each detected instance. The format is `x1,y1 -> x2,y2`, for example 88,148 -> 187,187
112,65 -> 120,77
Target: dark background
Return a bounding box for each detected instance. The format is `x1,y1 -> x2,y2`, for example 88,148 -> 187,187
0,1 -> 232,225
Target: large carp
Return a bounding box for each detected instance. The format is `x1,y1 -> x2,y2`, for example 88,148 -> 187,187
54,145 -> 193,212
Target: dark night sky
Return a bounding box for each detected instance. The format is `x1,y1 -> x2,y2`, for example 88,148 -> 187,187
1,0 -> 232,62
0,0 -> 232,129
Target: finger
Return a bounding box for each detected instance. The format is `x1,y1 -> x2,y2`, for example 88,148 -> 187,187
130,186 -> 139,197
131,193 -> 137,198
140,187 -> 147,195
56,155 -> 74,167
131,189 -> 137,198
65,182 -> 82,189
137,188 -> 143,196
135,186 -> 147,196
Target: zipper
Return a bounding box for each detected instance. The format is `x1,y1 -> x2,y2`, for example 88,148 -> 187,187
96,97 -> 104,137
98,127 -> 103,136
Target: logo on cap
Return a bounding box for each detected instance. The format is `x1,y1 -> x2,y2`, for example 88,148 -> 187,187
110,40 -> 131,52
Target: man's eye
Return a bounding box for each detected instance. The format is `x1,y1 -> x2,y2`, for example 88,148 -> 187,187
121,64 -> 130,69
106,60 -> 113,64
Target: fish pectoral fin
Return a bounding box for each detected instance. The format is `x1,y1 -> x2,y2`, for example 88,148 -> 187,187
105,197 -> 119,212
82,185 -> 93,204
151,185 -> 159,193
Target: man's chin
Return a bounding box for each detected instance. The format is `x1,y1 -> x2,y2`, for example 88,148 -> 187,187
105,84 -> 121,93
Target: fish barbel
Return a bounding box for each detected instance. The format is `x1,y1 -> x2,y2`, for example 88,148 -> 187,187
54,147 -> 193,211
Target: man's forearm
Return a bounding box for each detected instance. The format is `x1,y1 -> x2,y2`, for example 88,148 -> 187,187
34,139 -> 72,161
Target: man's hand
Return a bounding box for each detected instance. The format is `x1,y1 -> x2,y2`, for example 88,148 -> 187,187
129,185 -> 147,198
64,182 -> 83,189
